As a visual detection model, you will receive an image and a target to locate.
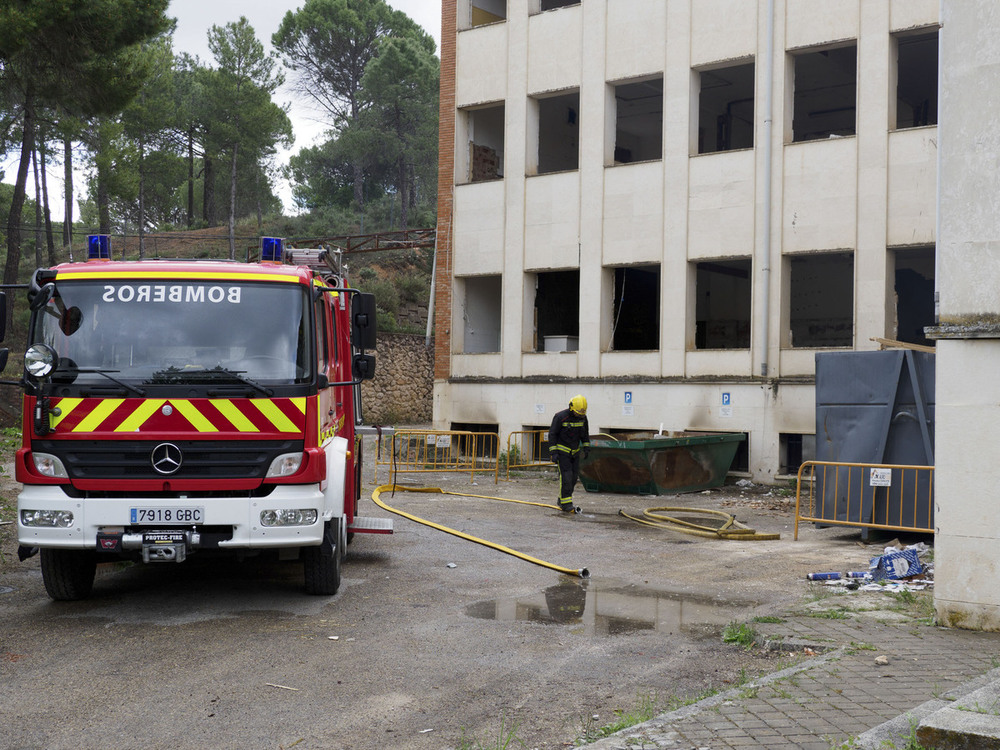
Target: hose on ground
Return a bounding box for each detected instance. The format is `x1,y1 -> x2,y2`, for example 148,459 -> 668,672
372,484 -> 590,578
618,506 -> 781,541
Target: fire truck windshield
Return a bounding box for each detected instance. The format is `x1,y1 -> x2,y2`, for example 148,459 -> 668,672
31,280 -> 312,387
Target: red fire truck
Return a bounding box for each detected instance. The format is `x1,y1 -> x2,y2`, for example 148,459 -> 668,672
9,235 -> 391,600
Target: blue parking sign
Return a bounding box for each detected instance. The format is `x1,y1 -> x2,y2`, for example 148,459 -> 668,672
722,392 -> 731,406
624,391 -> 632,404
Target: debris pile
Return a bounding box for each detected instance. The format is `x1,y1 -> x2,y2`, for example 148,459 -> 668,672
807,541 -> 933,592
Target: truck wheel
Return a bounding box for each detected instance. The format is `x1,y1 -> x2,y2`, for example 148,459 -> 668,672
303,522 -> 341,595
40,549 -> 97,601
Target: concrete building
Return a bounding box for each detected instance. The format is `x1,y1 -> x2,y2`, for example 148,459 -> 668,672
433,0 -> 940,482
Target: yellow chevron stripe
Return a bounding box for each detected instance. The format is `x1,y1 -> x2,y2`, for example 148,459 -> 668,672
214,399 -> 259,432
74,399 -> 125,432
291,397 -> 306,413
320,413 -> 347,443
114,399 -> 166,432
252,399 -> 298,432
171,400 -> 218,433
52,398 -> 83,429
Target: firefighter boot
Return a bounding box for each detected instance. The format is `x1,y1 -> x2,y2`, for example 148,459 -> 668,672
557,499 -> 576,513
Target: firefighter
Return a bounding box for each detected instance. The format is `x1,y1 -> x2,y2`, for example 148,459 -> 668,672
548,394 -> 591,512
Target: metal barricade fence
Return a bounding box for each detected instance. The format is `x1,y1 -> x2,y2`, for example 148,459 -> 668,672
794,460 -> 934,540
375,429 -> 500,484
504,430 -> 555,479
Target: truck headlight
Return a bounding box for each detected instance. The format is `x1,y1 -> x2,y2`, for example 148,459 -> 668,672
33,453 -> 68,478
259,509 -> 318,527
25,343 -> 59,378
266,452 -> 303,478
21,509 -> 74,528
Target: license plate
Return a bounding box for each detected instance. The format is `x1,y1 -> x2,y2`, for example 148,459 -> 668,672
130,507 -> 204,524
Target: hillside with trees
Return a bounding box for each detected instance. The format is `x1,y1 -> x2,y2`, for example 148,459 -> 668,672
0,0 -> 440,343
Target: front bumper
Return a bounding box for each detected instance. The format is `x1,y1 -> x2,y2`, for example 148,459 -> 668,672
17,484 -> 327,550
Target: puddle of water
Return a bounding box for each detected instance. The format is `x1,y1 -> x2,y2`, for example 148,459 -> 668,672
0,585 -> 13,595
465,579 -> 751,636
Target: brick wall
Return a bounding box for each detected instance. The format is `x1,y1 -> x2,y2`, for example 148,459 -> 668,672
471,143 -> 500,181
434,0 -> 457,382
360,332 -> 434,425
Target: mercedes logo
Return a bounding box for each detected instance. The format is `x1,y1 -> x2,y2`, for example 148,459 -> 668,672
151,443 -> 183,475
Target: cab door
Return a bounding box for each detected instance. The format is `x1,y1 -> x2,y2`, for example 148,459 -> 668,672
315,293 -> 338,444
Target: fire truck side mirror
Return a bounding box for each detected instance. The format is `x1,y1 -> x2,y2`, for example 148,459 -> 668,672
352,353 -> 376,381
351,292 -> 377,350
29,282 -> 55,311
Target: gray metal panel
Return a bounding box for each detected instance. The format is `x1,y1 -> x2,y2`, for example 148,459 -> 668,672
815,350 -> 934,529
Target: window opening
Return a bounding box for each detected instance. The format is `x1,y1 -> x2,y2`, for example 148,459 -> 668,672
895,31 -> 938,129
788,252 -> 854,348
610,265 -> 660,351
466,104 -> 505,182
536,91 -> 580,174
536,0 -> 580,10
729,432 -> 750,473
792,45 -> 857,142
613,77 -> 663,164
695,259 -> 751,349
533,270 -> 580,352
893,247 -> 935,347
469,0 -> 506,27
780,433 -> 815,476
449,423 -> 499,459
697,62 -> 754,154
521,424 -> 552,460
461,275 -> 503,353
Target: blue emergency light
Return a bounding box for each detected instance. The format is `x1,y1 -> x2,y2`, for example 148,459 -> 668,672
87,234 -> 111,260
261,237 -> 284,263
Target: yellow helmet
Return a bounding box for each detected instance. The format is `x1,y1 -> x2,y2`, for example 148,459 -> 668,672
569,394 -> 587,415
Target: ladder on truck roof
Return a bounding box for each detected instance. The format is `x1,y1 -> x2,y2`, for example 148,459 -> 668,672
247,229 -> 436,264
284,246 -> 343,279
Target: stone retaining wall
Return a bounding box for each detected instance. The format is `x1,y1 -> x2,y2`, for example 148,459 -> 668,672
360,332 -> 434,425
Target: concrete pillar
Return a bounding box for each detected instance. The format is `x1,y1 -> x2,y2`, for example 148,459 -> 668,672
929,0 -> 1000,631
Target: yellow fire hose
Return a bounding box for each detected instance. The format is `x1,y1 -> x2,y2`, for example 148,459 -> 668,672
618,506 -> 780,541
372,484 -> 590,578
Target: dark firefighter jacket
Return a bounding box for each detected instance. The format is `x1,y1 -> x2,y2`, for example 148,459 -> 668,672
548,408 -> 591,456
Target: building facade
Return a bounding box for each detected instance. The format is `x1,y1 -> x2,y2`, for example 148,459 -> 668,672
434,0 -> 939,482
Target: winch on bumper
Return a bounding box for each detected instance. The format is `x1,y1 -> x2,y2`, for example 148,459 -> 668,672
100,529 -> 200,563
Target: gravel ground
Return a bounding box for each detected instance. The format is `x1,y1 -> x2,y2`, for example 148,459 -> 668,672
0,447 -> 910,750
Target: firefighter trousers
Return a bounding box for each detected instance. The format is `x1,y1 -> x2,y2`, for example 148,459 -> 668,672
555,451 -> 581,505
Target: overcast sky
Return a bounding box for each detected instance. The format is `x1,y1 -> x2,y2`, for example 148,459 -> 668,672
5,0 -> 443,218
169,0 -> 443,157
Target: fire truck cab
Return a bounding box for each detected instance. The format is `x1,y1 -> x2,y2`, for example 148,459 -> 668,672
9,236 -> 391,600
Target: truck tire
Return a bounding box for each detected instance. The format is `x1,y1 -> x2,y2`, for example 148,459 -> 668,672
40,549 -> 97,601
303,520 -> 341,595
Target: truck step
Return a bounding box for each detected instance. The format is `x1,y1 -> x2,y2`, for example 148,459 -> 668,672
347,516 -> 393,534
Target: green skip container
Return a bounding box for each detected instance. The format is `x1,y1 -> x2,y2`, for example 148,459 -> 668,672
579,432 -> 746,495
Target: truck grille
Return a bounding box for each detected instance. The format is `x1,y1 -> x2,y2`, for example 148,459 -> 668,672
34,440 -> 303,480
